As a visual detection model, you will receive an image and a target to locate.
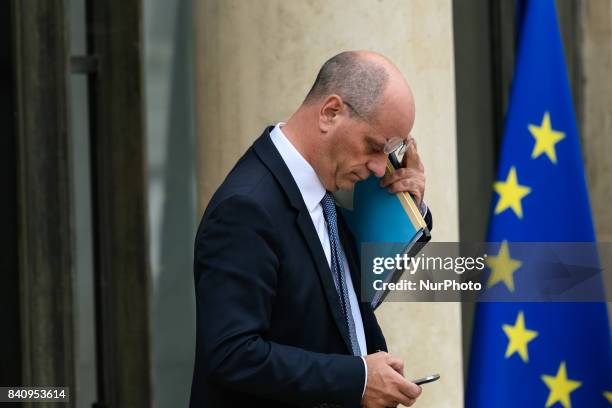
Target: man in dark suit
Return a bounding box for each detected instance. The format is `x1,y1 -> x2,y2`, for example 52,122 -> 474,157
190,51 -> 432,408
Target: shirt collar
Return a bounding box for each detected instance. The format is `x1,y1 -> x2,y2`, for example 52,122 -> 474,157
270,123 -> 326,212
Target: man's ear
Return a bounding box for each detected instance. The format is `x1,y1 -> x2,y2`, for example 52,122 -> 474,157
318,95 -> 344,133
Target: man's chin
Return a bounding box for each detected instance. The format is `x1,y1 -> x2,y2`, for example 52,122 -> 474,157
336,179 -> 358,192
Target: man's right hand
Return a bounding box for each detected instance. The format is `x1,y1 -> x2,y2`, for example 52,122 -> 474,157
361,351 -> 422,408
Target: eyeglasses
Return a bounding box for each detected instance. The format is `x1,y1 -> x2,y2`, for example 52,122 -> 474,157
383,137 -> 409,155
343,100 -> 365,121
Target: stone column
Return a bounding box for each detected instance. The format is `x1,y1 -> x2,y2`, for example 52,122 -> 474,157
579,0 -> 612,322
581,0 -> 612,241
194,1 -> 462,406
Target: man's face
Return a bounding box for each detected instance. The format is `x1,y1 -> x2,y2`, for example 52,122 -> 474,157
326,102 -> 413,191
327,116 -> 390,191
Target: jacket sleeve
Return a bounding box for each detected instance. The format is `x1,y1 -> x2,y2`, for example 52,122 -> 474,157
194,194 -> 365,407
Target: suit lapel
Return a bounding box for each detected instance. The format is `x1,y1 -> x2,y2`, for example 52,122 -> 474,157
253,128 -> 353,354
295,212 -> 352,353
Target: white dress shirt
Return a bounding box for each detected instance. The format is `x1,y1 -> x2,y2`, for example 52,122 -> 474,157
270,123 -> 369,397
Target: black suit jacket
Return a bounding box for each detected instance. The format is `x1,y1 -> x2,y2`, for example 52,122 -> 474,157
190,127 -> 431,407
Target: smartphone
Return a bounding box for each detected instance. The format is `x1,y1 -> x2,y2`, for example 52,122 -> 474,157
411,374 -> 440,386
388,151 -> 401,169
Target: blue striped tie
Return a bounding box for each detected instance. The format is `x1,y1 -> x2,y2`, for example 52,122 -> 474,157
321,192 -> 361,356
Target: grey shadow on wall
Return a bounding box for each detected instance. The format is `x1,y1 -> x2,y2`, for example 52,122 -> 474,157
152,0 -> 197,405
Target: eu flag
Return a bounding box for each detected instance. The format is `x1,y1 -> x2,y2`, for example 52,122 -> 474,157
465,0 -> 612,407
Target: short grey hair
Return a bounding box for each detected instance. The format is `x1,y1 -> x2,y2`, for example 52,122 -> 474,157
304,52 -> 389,121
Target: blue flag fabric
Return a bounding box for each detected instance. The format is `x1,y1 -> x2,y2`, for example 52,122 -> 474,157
465,1 -> 612,407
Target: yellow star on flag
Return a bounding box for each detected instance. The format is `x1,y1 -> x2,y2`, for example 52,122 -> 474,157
486,241 -> 522,291
528,111 -> 565,164
502,311 -> 538,362
541,361 -> 582,408
604,391 -> 612,403
493,166 -> 531,219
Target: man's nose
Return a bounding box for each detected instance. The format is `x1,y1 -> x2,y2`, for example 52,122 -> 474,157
366,158 -> 387,178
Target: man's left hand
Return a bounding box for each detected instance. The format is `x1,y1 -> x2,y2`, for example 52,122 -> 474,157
379,136 -> 426,206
